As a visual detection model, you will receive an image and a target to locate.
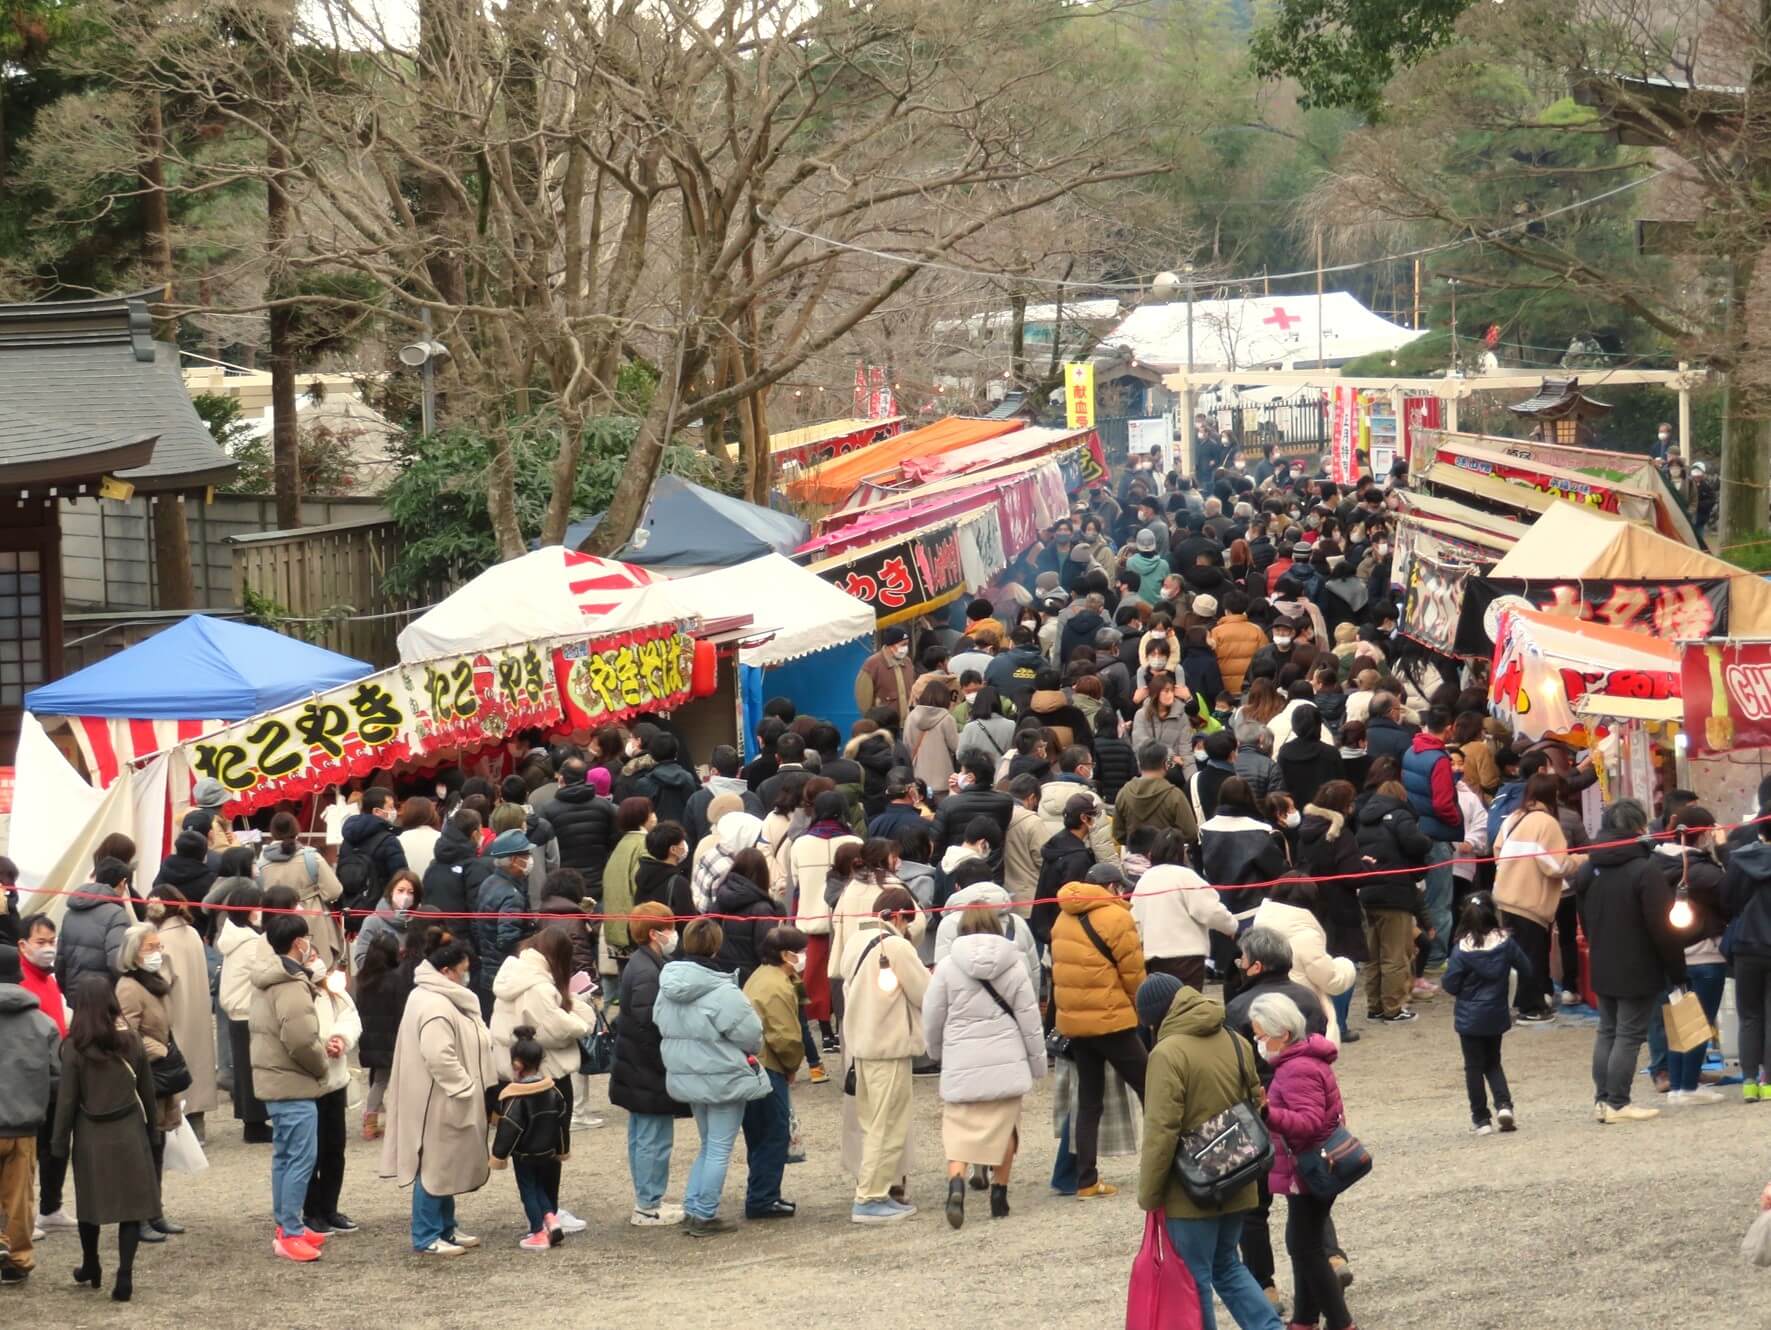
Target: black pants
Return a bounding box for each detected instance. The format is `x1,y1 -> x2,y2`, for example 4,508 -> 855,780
1146,955 -> 1207,990
1554,895 -> 1581,995
1243,1174 -> 1346,1290
304,1087 -> 349,1221
1286,1192 -> 1352,1329
1459,1033 -> 1513,1125
1501,911 -> 1551,1015
227,1018 -> 268,1125
37,1092 -> 67,1213
1070,1028 -> 1147,1190
523,1075 -> 569,1211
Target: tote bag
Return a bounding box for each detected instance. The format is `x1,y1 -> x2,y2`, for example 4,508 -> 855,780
1126,1210 -> 1203,1330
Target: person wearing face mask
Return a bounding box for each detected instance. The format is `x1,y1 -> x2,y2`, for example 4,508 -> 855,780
611,903 -> 689,1226
740,926 -> 809,1221
380,936 -> 496,1255
217,882 -> 275,1143
1652,421 -> 1674,464
247,913 -> 331,1261
145,887 -> 218,1146
352,869 -> 422,972
114,923 -> 185,1243
473,830 -> 539,1018
856,626 -> 915,725
302,952 -> 362,1237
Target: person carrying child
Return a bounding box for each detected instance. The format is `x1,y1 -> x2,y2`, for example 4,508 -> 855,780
490,1024 -> 571,1250
1440,894 -> 1532,1135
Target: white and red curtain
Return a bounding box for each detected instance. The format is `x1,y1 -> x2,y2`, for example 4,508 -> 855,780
69,715 -> 221,788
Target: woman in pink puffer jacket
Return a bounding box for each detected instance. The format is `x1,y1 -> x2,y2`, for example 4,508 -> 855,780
1250,991 -> 1357,1330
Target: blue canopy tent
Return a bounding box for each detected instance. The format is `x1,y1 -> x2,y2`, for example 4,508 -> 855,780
26,614 -> 372,720
563,474 -> 810,568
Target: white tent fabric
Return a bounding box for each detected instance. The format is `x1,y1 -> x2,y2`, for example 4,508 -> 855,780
397,546 -> 695,661
12,712 -> 137,922
1106,291 -> 1424,370
663,554 -> 874,668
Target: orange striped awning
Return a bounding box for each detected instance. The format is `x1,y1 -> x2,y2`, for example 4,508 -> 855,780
786,416 -> 1026,507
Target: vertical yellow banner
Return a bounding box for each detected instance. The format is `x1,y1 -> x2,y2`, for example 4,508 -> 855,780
1064,362 -> 1095,429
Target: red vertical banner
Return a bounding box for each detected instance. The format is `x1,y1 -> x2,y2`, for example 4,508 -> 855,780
1330,385 -> 1357,485
868,366 -> 887,419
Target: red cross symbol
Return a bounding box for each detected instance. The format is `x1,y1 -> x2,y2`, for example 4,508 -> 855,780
1264,306 -> 1300,331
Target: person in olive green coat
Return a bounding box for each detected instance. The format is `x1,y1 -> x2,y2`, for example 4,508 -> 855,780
1136,979 -> 1280,1330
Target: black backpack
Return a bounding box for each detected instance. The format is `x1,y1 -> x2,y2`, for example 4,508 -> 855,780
336,831 -> 386,915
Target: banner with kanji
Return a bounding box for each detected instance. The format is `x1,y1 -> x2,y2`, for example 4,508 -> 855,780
1455,577 -> 1730,655
554,624 -> 695,732
1064,362 -> 1095,430
812,520 -> 969,626
1330,385 -> 1358,485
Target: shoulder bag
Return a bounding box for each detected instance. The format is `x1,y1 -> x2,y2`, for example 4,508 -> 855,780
1290,1120 -> 1373,1198
1169,1033 -> 1273,1207
152,1033 -> 194,1098
577,1000 -> 616,1076
1047,910 -> 1122,1061
842,932 -> 888,1096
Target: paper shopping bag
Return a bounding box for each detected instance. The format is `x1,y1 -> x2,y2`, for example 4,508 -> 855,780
1662,989 -> 1712,1054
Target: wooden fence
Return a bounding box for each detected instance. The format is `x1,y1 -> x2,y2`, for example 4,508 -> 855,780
228,517 -> 440,667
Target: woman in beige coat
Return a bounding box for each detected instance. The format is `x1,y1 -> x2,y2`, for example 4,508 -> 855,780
1491,772 -> 1585,1021
1249,877 -> 1357,1045
115,922 -> 183,1239
218,882 -> 275,1141
257,812 -> 345,967
148,887 -> 218,1135
380,938 -> 497,1256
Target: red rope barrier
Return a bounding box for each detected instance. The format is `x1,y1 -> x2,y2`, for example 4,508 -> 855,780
25,811 -> 1765,927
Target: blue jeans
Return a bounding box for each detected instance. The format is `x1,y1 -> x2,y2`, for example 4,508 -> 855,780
411,1182 -> 457,1250
1051,1115 -> 1078,1194
627,1112 -> 676,1211
513,1159 -> 551,1232
264,1099 -> 317,1236
742,1069 -> 791,1213
1331,986 -> 1353,1035
1668,963 -> 1727,1091
684,1102 -> 746,1221
1166,1212 -> 1285,1330
799,1014 -> 823,1070
1424,843 -> 1454,964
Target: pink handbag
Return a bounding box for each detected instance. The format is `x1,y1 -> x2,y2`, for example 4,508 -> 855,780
1126,1211 -> 1203,1330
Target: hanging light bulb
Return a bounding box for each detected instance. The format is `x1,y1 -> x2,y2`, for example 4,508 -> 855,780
1669,887 -> 1694,930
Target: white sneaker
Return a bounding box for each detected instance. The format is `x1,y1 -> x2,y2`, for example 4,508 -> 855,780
1559,989 -> 1581,1007
1598,1103 -> 1659,1123
38,1209 -> 77,1232
572,1111 -> 606,1129
1496,1106 -> 1517,1132
1471,1122 -> 1494,1136
447,1231 -> 481,1248
1680,1087 -> 1725,1106
419,1238 -> 465,1257
631,1204 -> 685,1227
554,1209 -> 588,1234
32,1223 -> 45,1241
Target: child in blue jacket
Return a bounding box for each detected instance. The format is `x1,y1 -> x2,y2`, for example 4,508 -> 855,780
1441,893 -> 1532,1135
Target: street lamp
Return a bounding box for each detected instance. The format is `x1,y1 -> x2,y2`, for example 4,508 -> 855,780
398,310 -> 450,435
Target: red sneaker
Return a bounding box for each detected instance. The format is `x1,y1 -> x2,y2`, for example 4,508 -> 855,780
272,1234 -> 321,1263
543,1213 -> 563,1247
278,1226 -> 328,1247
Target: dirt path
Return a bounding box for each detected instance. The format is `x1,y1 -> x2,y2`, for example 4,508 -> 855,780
24,995 -> 1765,1329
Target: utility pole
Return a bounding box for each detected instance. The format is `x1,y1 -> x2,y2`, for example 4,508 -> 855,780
1184,264 -> 1196,480
1315,229 -> 1325,369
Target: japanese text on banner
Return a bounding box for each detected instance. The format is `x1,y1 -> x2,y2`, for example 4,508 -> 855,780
1064,362 -> 1095,430
555,626 -> 695,731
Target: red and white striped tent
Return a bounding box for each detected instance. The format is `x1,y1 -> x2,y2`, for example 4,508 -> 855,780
395,547 -> 694,662
71,716 -> 221,788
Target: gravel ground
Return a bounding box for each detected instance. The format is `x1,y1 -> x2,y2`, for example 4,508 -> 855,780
18,993 -> 1766,1329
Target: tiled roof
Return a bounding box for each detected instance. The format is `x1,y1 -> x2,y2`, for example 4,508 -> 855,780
0,403 -> 158,485
0,294 -> 236,490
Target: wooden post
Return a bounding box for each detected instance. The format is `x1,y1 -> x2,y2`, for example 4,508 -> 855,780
152,492 -> 197,610
1677,362 -> 1692,465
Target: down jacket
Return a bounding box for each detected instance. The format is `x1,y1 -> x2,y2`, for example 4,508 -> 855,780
1354,793 -> 1432,916
713,871 -> 785,985
1130,863 -> 1236,962
1248,899 -> 1356,1045
655,956 -> 769,1105
489,950 -> 591,1082
932,882 -> 1040,991
609,944 -> 688,1119
54,888 -> 132,994
471,869 -> 532,1006
246,957 -> 329,1102
1050,883 -> 1146,1039
1441,932 -> 1531,1037
421,819 -> 492,921
1037,776 -> 1121,865
1295,807 -> 1371,964
922,931 -> 1046,1104
1264,1034 -> 1344,1197
538,781 -> 618,892
217,917 -> 274,1021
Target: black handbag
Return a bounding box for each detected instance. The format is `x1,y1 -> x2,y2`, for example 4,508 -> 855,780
1169,1034 -> 1273,1207
152,1035 -> 194,1098
578,1003 -> 616,1076
1291,1123 -> 1373,1198
1047,911 -> 1122,1062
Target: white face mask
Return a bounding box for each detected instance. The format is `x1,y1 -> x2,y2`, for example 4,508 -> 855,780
1282,811 -> 1301,829
656,930 -> 679,954
392,891 -> 416,912
26,943 -> 55,971
140,951 -> 165,973
1374,543 -> 1390,557
1258,1036 -> 1286,1061
790,952 -> 807,973
1272,634 -> 1293,650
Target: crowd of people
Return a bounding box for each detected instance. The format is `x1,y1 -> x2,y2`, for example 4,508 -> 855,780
0,440 -> 1755,1329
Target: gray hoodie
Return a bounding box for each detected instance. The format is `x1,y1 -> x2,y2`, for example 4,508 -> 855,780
0,982 -> 60,1135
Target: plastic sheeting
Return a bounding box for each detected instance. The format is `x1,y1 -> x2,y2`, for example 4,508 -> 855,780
740,637 -> 873,758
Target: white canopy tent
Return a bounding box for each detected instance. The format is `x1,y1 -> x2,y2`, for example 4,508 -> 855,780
663,553 -> 873,668
1108,292 -> 1424,371
397,547 -> 696,661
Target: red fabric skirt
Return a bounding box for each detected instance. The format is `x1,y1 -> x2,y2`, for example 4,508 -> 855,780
803,933 -> 832,1022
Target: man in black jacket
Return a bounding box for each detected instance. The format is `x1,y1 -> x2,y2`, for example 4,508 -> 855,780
931,752 -> 1015,871
1364,693 -> 1416,767
1575,799 -> 1685,1122
984,626 -> 1047,712
540,759 -> 619,896
337,787 -> 407,916
1032,794 -> 1097,947
421,808 -> 493,926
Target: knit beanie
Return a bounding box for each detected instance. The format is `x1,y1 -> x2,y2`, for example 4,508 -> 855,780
1136,972 -> 1185,1031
